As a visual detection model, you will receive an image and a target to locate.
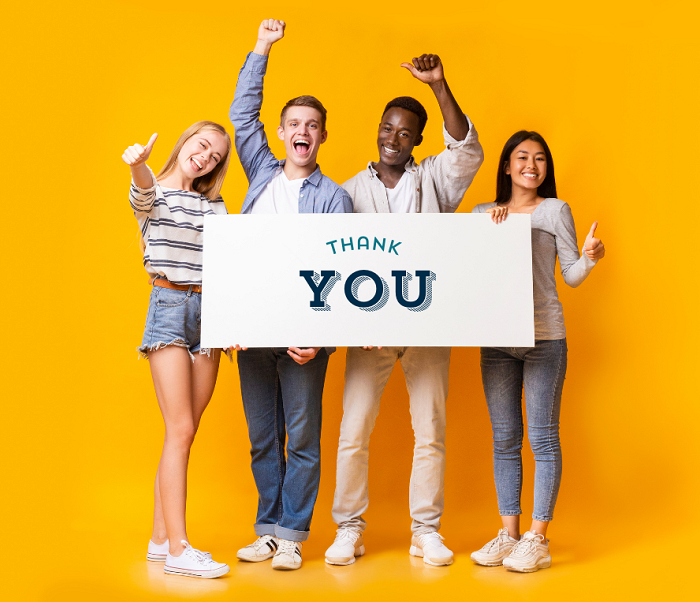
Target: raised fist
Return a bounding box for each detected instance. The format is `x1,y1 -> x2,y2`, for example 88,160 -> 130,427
401,54 -> 445,85
122,133 -> 158,167
258,19 -> 285,44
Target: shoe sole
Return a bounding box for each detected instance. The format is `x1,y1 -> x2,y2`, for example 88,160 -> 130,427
325,545 -> 366,566
164,565 -> 230,578
147,553 -> 167,562
409,545 -> 453,567
504,557 -> 552,573
271,562 -> 302,571
470,555 -> 505,567
236,552 -> 276,562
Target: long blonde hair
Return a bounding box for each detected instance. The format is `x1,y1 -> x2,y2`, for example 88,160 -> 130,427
156,120 -> 232,200
139,121 -> 232,254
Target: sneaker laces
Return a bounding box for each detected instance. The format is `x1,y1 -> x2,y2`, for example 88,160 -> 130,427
182,541 -> 211,564
251,535 -> 275,552
417,532 -> 445,547
277,539 -> 299,557
335,528 -> 360,544
482,528 -> 510,553
510,533 -> 545,557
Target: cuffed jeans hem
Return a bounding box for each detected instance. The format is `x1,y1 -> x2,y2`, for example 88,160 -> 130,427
498,511 -> 522,516
254,523 -> 277,537
274,525 -> 309,542
532,514 -> 553,522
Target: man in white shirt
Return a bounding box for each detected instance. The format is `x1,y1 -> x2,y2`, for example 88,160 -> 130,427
325,54 -> 484,567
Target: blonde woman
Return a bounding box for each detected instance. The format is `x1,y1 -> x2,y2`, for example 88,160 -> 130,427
124,121 -> 231,578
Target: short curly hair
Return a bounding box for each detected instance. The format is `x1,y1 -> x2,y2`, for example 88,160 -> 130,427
383,97 -> 428,135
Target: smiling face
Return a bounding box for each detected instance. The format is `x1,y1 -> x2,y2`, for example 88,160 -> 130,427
376,107 -> 423,168
277,106 -> 327,170
177,130 -> 228,179
506,139 -> 547,192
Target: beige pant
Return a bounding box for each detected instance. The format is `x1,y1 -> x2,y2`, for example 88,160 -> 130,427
331,346 -> 451,534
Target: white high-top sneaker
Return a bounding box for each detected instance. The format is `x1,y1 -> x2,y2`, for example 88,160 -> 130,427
325,528 -> 365,565
503,531 -> 551,572
470,528 -> 519,566
164,541 -> 229,578
409,532 -> 454,566
236,535 -> 279,562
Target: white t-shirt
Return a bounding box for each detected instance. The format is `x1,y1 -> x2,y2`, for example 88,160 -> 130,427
247,170 -> 304,214
386,171 -> 415,213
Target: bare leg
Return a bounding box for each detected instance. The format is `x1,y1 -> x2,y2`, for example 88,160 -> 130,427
149,346 -> 196,557
150,349 -> 221,548
501,515 -> 521,540
530,519 -> 549,538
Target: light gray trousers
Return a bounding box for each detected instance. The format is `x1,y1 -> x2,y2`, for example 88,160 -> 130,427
331,346 -> 451,535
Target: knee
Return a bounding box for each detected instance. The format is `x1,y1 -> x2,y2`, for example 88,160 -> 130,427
528,426 -> 561,460
492,428 -> 523,457
165,423 -> 196,449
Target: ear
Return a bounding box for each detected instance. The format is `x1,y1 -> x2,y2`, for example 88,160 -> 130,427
504,161 -> 510,175
320,130 -> 328,144
277,125 -> 285,141
414,133 -> 423,147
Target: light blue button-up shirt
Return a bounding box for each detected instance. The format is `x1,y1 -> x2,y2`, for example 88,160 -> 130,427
230,52 -> 353,215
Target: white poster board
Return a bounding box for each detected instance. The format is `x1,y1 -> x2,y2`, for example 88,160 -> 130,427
201,214 -> 534,348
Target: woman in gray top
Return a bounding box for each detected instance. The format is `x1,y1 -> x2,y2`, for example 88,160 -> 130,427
469,131 -> 605,572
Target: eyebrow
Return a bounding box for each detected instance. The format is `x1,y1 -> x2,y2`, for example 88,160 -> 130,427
382,121 -> 412,132
201,137 -> 222,159
516,150 -> 546,155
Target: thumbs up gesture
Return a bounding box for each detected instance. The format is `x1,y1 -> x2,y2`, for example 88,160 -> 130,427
122,133 -> 158,167
584,221 -> 605,260
401,54 -> 445,84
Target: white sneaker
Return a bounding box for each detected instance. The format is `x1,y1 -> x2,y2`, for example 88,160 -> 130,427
503,531 -> 552,573
164,541 -> 229,578
470,528 -> 519,566
409,532 -> 454,566
147,539 -> 168,562
237,535 -> 279,562
325,528 -> 365,565
271,539 -> 303,570
148,539 -> 212,562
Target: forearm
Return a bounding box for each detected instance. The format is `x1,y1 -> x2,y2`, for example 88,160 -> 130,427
131,163 -> 154,190
429,79 -> 468,141
253,40 -> 273,56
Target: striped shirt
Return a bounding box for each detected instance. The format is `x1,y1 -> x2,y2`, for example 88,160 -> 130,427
129,167 -> 228,285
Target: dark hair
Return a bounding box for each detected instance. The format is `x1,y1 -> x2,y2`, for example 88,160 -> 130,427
495,131 -> 557,204
281,95 -> 327,131
383,96 -> 428,135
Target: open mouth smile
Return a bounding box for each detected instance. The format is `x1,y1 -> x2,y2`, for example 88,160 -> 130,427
190,157 -> 203,172
293,140 -> 310,156
382,145 -> 400,156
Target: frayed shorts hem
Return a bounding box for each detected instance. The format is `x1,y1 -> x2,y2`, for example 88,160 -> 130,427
137,339 -> 211,362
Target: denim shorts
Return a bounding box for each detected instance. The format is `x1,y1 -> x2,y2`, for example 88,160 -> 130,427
138,286 -> 208,361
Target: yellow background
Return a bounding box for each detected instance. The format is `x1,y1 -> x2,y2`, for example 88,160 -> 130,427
3,0 -> 699,599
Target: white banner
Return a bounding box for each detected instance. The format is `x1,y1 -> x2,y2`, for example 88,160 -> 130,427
201,213 -> 534,348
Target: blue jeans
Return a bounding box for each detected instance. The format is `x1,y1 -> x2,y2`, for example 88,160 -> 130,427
237,347 -> 329,542
480,339 -> 567,522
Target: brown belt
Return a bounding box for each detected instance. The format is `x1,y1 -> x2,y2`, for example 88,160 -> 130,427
149,277 -> 202,294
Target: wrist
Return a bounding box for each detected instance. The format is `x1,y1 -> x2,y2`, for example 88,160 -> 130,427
428,78 -> 448,94
253,40 -> 273,56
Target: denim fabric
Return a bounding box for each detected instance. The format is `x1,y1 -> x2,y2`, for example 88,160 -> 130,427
480,339 -> 567,522
138,285 -> 207,360
237,347 -> 329,542
229,52 -> 353,215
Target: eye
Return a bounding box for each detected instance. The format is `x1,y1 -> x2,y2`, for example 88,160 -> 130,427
537,157 -> 546,162
400,132 -> 408,137
200,142 -> 206,148
212,156 -> 219,163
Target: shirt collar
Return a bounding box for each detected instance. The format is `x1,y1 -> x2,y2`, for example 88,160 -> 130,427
366,156 -> 417,178
277,160 -> 323,186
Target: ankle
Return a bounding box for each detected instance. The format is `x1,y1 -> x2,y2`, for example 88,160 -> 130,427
151,534 -> 168,546
169,540 -> 187,556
